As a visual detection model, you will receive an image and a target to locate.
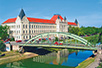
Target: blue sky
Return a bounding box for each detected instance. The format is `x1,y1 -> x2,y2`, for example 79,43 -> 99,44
0,0 -> 102,27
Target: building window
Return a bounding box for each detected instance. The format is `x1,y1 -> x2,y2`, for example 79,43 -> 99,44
23,30 -> 25,33
26,30 -> 27,33
29,30 -> 31,34
29,35 -> 31,39
19,31 -> 20,33
19,36 -> 20,39
23,25 -> 25,28
34,25 -> 35,28
26,36 -> 28,39
26,25 -> 27,28
32,30 -> 33,33
32,25 -> 33,28
29,25 -> 31,28
23,36 -> 25,39
17,31 -> 18,34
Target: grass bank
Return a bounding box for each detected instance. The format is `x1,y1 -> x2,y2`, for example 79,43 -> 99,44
75,57 -> 95,68
0,51 -> 38,65
0,51 -> 20,58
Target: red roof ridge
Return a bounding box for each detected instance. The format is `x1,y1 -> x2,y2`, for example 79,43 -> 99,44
3,18 -> 17,24
27,17 -> 54,21
2,17 -> 77,26
27,17 -> 55,24
68,22 -> 77,26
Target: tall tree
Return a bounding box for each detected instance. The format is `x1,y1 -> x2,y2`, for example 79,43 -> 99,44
0,25 -> 9,40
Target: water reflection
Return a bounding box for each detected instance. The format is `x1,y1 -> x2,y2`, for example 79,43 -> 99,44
0,50 -> 93,68
6,61 -> 25,68
33,49 -> 68,65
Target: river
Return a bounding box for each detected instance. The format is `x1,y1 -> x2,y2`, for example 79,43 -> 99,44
0,49 -> 93,68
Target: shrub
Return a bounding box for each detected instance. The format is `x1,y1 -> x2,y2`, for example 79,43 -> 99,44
10,37 -> 15,41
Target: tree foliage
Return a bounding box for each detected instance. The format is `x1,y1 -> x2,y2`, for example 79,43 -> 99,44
68,26 -> 102,36
0,40 -> 6,51
0,25 -> 9,40
10,37 -> 15,41
68,26 -> 102,44
68,26 -> 80,35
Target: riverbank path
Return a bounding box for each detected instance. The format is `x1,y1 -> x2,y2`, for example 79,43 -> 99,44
86,53 -> 102,68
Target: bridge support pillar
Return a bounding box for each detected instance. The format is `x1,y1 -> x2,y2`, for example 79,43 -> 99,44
64,49 -> 69,57
19,46 -> 24,53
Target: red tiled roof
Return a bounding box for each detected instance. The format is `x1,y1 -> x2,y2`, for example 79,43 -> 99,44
27,17 -> 55,24
68,22 -> 77,26
2,16 -> 77,26
51,15 -> 64,21
3,18 -> 17,24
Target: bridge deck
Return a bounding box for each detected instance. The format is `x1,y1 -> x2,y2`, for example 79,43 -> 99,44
19,43 -> 97,51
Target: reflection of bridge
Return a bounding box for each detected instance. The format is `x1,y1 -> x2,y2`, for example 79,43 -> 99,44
5,49 -> 69,68
33,49 -> 68,64
19,32 -> 98,51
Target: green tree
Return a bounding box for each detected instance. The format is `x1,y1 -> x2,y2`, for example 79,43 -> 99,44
0,40 -> 6,51
98,31 -> 102,44
0,25 -> 9,40
10,37 -> 15,41
68,26 -> 80,35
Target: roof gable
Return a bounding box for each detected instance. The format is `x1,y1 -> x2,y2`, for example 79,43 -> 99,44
19,9 -> 25,20
50,15 -> 64,21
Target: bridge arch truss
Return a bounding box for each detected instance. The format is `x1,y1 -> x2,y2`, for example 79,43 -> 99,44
24,32 -> 91,46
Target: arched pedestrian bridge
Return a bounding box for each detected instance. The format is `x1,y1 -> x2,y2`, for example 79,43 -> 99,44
19,32 -> 98,50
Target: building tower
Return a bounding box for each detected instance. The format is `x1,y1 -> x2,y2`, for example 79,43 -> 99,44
75,19 -> 79,27
19,9 -> 26,20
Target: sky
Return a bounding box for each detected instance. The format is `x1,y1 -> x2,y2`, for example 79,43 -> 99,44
0,0 -> 102,27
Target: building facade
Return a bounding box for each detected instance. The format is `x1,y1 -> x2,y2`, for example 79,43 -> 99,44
2,9 -> 79,41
